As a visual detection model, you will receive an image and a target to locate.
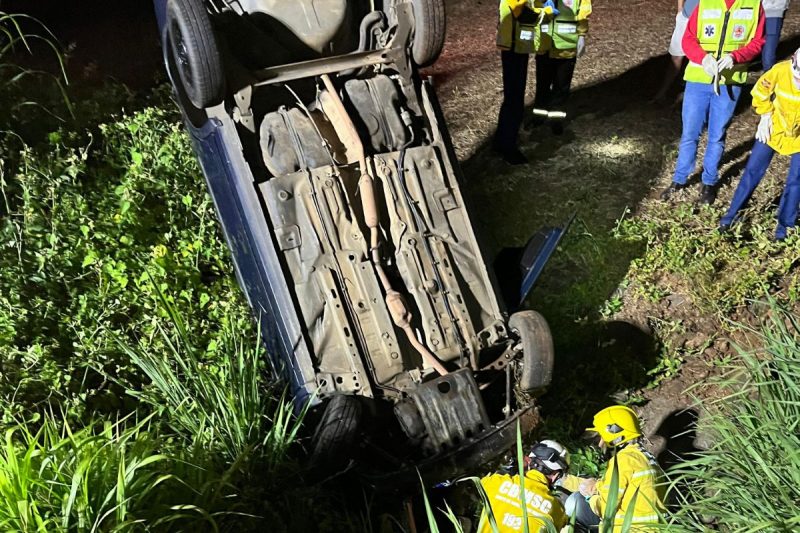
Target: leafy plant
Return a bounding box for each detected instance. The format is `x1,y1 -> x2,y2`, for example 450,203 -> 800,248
0,103 -> 252,424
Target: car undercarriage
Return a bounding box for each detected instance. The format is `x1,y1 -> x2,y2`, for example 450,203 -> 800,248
154,0 -> 568,486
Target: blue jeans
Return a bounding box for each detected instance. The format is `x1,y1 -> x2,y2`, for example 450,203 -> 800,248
672,82 -> 742,186
762,17 -> 785,71
565,492 -> 601,529
720,141 -> 800,239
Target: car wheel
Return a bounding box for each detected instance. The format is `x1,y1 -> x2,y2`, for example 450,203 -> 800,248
509,310 -> 555,393
310,395 -> 363,473
166,0 -> 224,109
411,0 -> 446,67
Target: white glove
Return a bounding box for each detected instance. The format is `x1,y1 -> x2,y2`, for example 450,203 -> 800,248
717,53 -> 735,72
579,478 -> 598,497
756,113 -> 773,144
702,54 -> 718,77
577,36 -> 586,58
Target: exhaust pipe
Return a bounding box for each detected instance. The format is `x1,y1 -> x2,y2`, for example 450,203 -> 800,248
320,74 -> 447,376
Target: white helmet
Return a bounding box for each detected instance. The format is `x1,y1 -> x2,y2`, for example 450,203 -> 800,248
529,440 -> 570,473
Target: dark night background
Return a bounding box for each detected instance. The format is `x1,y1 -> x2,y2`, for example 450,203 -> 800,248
5,0 -> 161,88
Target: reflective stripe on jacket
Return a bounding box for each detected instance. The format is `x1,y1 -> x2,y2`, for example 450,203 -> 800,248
684,0 -> 761,84
538,0 -> 592,57
751,61 -> 800,155
479,469 -> 567,532
588,444 -> 667,532
497,0 -> 542,54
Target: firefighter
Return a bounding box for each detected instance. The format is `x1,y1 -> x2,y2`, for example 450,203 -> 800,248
494,0 -> 559,165
530,0 -> 593,135
564,406 -> 667,531
478,440 -> 569,532
721,47 -> 800,240
661,0 -> 766,206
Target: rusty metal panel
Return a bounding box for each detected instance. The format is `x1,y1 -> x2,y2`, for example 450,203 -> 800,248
409,369 -> 491,454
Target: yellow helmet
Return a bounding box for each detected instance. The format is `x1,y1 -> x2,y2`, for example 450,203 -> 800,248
587,405 -> 642,447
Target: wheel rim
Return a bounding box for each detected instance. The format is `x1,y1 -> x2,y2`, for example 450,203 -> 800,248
170,20 -> 195,93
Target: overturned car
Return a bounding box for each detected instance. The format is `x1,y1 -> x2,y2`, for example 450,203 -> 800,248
153,0 -> 568,485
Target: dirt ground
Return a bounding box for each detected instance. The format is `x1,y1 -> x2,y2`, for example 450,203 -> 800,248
428,0 -> 800,454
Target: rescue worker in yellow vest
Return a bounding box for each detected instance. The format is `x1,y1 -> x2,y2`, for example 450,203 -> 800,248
495,0 -> 559,165
661,0 -> 766,206
530,0 -> 592,135
721,47 -> 800,240
478,440 -> 569,532
563,406 -> 667,532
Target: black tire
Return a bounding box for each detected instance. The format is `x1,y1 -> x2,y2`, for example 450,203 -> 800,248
411,0 -> 446,67
310,395 -> 362,473
509,310 -> 555,393
166,0 -> 224,109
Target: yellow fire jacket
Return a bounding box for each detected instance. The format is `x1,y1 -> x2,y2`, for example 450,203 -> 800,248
751,60 -> 800,156
589,444 -> 667,532
479,469 -> 567,532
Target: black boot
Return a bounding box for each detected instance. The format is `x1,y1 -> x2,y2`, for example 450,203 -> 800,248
659,182 -> 688,200
493,145 -> 528,165
698,184 -> 719,205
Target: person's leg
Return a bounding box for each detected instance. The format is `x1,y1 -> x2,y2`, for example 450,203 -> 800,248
776,152 -> 800,239
532,53 -> 554,125
565,493 -> 601,529
672,82 -> 712,184
495,50 -> 530,150
720,141 -> 775,227
762,16 -> 785,71
702,84 -> 743,186
548,56 -> 577,133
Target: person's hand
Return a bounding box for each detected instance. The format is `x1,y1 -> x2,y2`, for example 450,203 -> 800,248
579,478 -> 598,497
577,36 -> 586,58
756,112 -> 773,144
702,54 -> 718,77
507,0 -> 527,17
717,53 -> 735,72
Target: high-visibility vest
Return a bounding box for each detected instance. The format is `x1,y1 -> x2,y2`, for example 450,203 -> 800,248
540,0 -> 585,50
497,0 -> 542,54
684,0 -> 761,84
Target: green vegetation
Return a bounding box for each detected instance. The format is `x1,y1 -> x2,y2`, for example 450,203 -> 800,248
669,300 -> 800,532
0,15 -> 354,531
0,103 -> 253,424
617,201 -> 800,314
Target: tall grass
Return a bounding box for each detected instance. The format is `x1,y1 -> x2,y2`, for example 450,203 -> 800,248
116,287 -> 307,468
0,11 -> 73,129
0,288 -> 315,532
669,300 -> 800,531
0,413 -> 202,532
